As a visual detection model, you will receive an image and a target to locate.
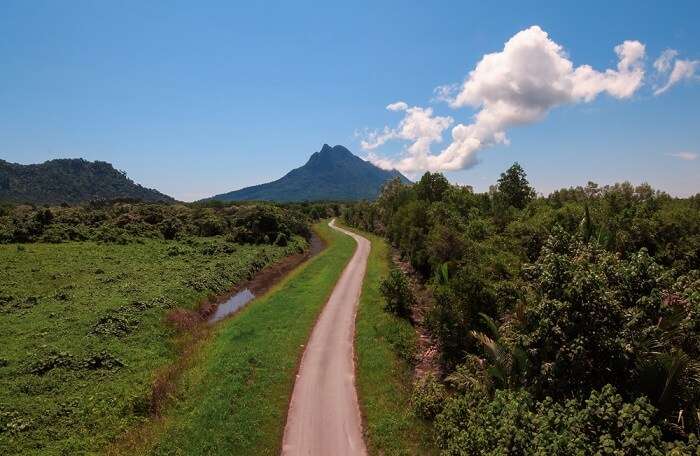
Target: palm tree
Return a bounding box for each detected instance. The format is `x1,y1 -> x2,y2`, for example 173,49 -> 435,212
634,303 -> 700,437
464,313 -> 528,391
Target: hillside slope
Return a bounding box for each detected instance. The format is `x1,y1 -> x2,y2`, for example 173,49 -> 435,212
0,158 -> 173,204
209,144 -> 410,202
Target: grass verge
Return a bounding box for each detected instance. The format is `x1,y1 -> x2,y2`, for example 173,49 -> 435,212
342,224 -> 437,455
114,221 -> 356,455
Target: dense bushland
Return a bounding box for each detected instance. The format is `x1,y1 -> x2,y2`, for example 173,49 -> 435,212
0,199 -> 340,454
0,200 -> 325,246
345,165 -> 700,454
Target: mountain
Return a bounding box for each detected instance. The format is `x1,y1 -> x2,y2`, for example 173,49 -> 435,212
0,158 -> 173,205
209,144 -> 410,202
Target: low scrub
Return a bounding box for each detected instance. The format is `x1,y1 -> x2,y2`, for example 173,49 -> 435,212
0,232 -> 307,454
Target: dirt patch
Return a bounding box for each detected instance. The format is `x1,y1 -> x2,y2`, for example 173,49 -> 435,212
390,250 -> 442,381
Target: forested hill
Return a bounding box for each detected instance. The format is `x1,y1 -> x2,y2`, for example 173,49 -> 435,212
0,158 -> 173,204
208,144 -> 410,202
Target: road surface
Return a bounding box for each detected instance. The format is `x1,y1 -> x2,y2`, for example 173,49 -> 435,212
282,219 -> 369,456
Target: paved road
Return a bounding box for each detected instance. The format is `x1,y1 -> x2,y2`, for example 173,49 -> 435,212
282,219 -> 369,456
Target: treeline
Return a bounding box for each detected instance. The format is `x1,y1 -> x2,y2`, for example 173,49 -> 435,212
344,165 -> 700,454
0,200 -> 341,247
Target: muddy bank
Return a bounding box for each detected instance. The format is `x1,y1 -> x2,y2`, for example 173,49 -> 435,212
391,249 -> 442,381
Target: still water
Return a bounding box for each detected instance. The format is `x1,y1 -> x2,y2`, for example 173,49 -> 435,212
207,288 -> 255,323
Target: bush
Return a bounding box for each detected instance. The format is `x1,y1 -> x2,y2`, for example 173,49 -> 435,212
93,224 -> 131,244
411,373 -> 447,420
384,321 -> 417,364
427,264 -> 497,369
434,385 -> 687,455
158,217 -> 184,240
379,269 -> 415,319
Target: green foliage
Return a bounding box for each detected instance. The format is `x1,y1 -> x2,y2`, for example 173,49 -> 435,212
496,162 -> 535,209
411,374 -> 447,420
0,200 -> 312,247
379,268 -> 415,318
135,222 -> 355,455
428,264 -> 498,368
521,227 -> 629,396
469,313 -> 528,391
416,172 -> 450,203
435,385 -> 695,455
343,163 -> 700,448
0,233 -> 306,454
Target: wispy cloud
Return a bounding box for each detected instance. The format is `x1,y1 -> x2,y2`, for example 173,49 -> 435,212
653,51 -> 699,95
666,152 -> 698,161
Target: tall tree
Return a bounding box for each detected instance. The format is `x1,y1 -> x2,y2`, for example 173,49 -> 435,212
416,172 -> 450,203
497,162 -> 535,209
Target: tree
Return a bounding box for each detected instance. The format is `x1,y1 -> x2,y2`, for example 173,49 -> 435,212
497,162 -> 535,209
415,172 -> 450,203
379,269 -> 415,318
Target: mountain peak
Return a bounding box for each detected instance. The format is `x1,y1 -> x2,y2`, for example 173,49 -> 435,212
208,144 -> 410,202
307,144 -> 356,167
317,144 -> 352,157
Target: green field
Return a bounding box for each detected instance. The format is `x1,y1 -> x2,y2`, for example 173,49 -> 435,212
346,225 -> 437,455
116,221 -> 356,455
0,235 -> 305,455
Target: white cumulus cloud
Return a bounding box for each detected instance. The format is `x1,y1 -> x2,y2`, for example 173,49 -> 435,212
360,103 -> 453,170
362,25 -> 647,173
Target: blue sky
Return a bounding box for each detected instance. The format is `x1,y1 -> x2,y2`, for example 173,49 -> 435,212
1,1 -> 698,200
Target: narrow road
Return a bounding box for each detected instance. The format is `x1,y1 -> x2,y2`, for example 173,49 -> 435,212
282,219 -> 369,456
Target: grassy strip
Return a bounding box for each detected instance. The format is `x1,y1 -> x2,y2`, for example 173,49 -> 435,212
343,224 -> 437,455
0,236 -> 303,455
122,221 -> 356,455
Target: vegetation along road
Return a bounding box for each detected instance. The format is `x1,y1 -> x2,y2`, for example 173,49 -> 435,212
112,219 -> 357,455
282,219 -> 369,455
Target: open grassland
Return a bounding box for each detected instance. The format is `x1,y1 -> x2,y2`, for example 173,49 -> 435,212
0,236 -> 305,455
343,224 -> 437,455
116,221 -> 356,455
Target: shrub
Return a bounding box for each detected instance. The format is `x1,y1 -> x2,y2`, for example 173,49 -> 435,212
434,385 -> 680,456
427,264 -> 497,369
379,269 -> 415,319
93,224 -> 130,244
411,373 -> 447,420
384,321 -> 417,364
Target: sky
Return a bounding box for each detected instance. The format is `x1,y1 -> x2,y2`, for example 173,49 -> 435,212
1,1 -> 699,201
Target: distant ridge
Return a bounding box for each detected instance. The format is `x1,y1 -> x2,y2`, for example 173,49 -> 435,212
0,158 -> 173,205
208,144 -> 410,202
